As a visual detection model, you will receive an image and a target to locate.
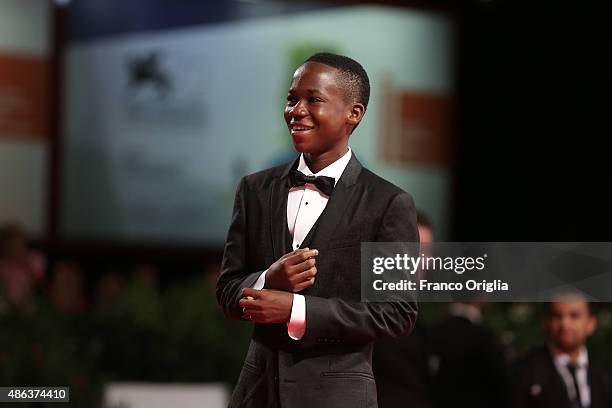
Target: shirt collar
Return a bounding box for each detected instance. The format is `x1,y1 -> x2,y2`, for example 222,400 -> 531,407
297,146 -> 352,187
552,345 -> 589,369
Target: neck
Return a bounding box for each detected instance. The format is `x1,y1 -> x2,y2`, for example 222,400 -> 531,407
567,349 -> 582,363
304,145 -> 349,173
550,343 -> 582,363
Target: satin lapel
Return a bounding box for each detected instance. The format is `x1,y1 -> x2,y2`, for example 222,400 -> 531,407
270,160 -> 296,260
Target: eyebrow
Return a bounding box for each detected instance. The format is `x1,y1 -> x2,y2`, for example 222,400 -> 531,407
288,88 -> 322,94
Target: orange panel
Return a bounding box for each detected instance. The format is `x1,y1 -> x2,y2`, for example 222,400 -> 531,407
379,87 -> 452,167
0,53 -> 49,139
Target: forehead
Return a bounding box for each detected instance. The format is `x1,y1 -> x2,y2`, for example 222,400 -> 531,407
289,62 -> 343,93
549,301 -> 589,315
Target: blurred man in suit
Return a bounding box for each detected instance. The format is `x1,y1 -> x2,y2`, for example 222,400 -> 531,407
429,301 -> 510,408
514,294 -> 612,408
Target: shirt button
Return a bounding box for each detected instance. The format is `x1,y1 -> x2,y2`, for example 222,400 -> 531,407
305,202 -> 308,205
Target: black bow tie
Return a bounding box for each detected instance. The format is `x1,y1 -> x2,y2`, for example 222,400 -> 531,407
288,169 -> 335,196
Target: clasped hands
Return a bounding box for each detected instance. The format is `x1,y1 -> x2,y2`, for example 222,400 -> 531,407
239,248 -> 318,324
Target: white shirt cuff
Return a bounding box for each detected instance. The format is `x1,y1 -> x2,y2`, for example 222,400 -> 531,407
287,293 -> 306,340
253,269 -> 267,290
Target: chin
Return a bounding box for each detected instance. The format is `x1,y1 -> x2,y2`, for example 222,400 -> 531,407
292,144 -> 306,153
557,341 -> 579,352
292,143 -> 314,154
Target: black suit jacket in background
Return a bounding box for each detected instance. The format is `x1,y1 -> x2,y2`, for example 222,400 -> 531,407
216,154 -> 419,408
513,345 -> 612,408
373,321 -> 432,408
429,315 -> 510,408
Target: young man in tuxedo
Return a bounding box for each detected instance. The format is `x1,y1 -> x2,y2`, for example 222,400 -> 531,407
216,52 -> 418,408
513,295 -> 612,408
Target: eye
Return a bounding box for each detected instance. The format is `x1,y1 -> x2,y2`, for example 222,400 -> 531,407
286,95 -> 298,105
309,96 -> 323,103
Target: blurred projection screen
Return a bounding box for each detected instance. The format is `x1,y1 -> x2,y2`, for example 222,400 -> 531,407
62,5 -> 453,245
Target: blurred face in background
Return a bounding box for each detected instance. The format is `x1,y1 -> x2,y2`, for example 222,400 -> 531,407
418,225 -> 433,244
546,300 -> 596,353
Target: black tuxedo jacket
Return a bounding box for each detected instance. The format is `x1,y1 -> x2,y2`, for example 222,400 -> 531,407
513,345 -> 612,408
217,154 -> 418,408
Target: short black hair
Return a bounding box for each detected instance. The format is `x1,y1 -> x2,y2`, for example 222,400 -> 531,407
304,52 -> 370,110
546,295 -> 596,316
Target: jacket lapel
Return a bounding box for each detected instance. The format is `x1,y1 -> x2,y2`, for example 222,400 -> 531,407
271,153 -> 363,256
301,154 -> 363,250
270,158 -> 297,260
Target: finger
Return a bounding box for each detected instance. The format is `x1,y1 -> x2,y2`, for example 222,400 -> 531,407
293,266 -> 317,283
285,249 -> 318,265
294,277 -> 316,292
242,287 -> 259,299
241,296 -> 269,312
239,298 -> 256,309
277,248 -> 306,263
248,312 -> 262,323
291,257 -> 316,274
285,258 -> 315,278
279,251 -> 295,261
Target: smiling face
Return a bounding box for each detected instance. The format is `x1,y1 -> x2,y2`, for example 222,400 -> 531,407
284,62 -> 364,159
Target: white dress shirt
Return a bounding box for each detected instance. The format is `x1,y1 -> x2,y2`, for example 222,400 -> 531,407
552,346 -> 591,407
253,147 -> 353,340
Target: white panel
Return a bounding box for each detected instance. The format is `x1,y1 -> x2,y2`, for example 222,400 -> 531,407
0,0 -> 50,56
62,5 -> 453,243
0,140 -> 47,236
104,383 -> 228,408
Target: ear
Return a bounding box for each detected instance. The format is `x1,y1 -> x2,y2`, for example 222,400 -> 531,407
347,102 -> 365,127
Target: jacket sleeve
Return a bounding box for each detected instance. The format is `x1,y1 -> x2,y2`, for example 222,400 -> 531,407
298,192 -> 419,348
216,177 -> 265,320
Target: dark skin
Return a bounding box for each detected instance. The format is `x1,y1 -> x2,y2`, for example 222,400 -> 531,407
265,248 -> 319,292
240,62 -> 366,324
285,62 -> 365,172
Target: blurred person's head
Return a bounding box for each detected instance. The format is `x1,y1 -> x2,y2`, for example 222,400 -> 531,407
545,293 -> 596,357
416,209 -> 433,243
285,52 -> 369,158
0,224 -> 45,309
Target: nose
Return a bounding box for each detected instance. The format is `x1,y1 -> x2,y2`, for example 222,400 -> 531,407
287,99 -> 307,118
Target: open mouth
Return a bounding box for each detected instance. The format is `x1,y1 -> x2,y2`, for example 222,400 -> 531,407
289,124 -> 314,135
